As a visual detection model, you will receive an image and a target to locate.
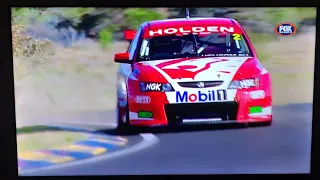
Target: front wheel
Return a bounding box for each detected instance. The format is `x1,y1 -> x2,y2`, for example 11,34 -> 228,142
116,102 -> 130,129
116,101 -> 139,134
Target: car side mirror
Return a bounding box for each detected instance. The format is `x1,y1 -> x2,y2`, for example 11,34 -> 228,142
114,52 -> 132,64
124,30 -> 136,41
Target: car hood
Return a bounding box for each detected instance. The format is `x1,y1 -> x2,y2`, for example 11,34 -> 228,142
138,56 -> 254,85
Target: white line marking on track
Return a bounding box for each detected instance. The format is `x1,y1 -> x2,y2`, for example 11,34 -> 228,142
19,122 -> 159,176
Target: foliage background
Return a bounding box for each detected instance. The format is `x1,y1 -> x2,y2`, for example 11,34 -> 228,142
12,7 -> 316,53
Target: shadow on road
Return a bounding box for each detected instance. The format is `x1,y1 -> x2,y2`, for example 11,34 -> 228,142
17,103 -> 311,137
97,122 -> 271,136
96,102 -> 313,137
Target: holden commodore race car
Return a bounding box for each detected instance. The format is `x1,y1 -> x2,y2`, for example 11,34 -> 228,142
114,17 -> 272,130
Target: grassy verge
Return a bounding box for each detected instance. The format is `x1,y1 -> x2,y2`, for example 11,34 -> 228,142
14,41 -> 126,114
265,29 -> 315,105
271,72 -> 314,105
246,31 -> 276,62
16,125 -> 60,134
17,126 -> 88,153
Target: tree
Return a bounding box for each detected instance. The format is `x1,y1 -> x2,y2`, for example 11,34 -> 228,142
167,8 -> 198,18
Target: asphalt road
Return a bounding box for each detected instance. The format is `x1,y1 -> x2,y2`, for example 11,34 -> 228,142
20,103 -> 312,175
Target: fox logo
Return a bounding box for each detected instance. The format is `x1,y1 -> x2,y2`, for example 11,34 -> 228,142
274,22 -> 297,36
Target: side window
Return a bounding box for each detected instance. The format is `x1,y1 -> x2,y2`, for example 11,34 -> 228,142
126,42 -> 132,52
237,35 -> 250,53
128,27 -> 142,60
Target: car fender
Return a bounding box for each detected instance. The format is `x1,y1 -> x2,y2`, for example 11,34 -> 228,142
117,63 -> 133,107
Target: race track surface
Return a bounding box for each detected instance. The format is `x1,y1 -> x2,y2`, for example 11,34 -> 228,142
20,103 -> 312,175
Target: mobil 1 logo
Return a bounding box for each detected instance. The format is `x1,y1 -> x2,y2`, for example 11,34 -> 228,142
176,89 -> 227,103
217,89 -> 227,100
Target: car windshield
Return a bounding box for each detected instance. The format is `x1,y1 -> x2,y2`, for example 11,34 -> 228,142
138,32 -> 252,61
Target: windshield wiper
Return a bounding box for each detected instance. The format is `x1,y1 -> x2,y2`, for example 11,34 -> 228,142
139,56 -> 150,61
226,33 -> 231,53
191,34 -> 199,57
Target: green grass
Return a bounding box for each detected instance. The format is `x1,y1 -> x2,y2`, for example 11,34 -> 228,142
271,72 -> 314,81
56,7 -> 96,20
16,125 -> 88,152
124,8 -> 164,29
265,7 -> 316,26
17,131 -> 87,152
11,7 -> 96,26
16,125 -> 60,134
98,29 -> 113,49
271,72 -> 314,105
232,7 -> 316,26
232,7 -> 316,64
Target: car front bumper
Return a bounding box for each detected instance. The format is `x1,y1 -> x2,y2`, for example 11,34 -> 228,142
128,89 -> 272,127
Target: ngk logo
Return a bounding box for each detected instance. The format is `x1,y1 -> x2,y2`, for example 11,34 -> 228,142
148,26 -> 235,36
146,83 -> 161,91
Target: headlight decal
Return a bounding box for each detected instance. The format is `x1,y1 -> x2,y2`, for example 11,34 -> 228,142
228,78 -> 260,89
239,78 -> 257,88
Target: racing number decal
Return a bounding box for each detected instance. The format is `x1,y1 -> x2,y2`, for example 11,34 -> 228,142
217,89 -> 227,100
232,34 -> 241,41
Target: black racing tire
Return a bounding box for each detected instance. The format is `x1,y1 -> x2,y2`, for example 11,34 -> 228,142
249,120 -> 272,127
116,100 -> 138,134
116,103 -> 130,129
261,120 -> 273,126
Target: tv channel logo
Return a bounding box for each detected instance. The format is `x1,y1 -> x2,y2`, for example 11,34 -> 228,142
274,22 -> 297,36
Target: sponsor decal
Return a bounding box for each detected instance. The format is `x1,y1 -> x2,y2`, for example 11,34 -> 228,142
250,90 -> 265,99
148,26 -> 235,37
232,33 -> 242,41
135,96 -> 151,104
176,89 -> 227,103
146,83 -> 162,91
274,22 -> 297,36
182,118 -> 222,124
229,78 -> 260,89
249,106 -> 263,114
240,78 -> 259,88
146,83 -> 161,91
204,53 -> 250,57
140,82 -> 174,92
156,58 -> 229,80
138,111 -> 153,118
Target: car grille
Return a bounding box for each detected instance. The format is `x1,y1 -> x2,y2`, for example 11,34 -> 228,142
178,81 -> 223,88
164,102 -> 238,125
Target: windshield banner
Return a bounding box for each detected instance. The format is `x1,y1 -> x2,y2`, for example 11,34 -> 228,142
144,26 -> 243,38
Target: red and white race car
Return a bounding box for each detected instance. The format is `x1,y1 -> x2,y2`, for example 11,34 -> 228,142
114,17 -> 272,130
